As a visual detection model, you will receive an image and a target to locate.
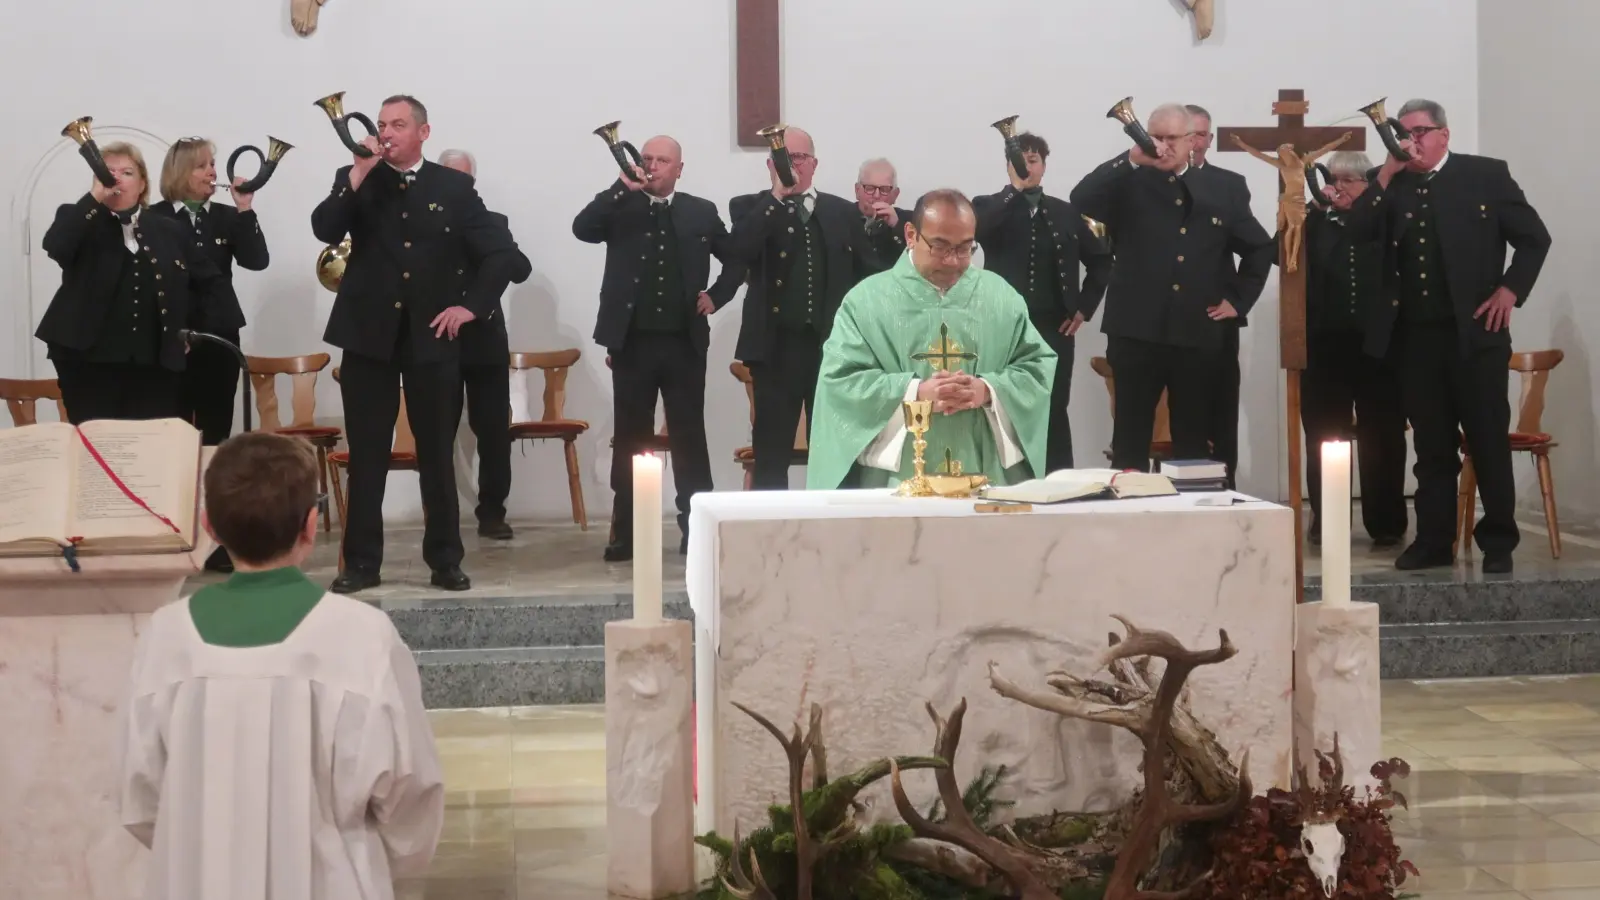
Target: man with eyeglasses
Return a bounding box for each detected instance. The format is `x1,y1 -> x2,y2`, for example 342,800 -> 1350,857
973,131 -> 1111,472
723,127 -> 902,489
1186,104 -> 1253,489
806,189 -> 1055,490
854,158 -> 913,265
1070,103 -> 1273,473
1301,151 -> 1407,549
1343,98 -> 1551,574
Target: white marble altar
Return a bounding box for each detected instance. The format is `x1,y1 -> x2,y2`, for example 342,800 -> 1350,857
687,490 -> 1296,837
0,543 -> 212,900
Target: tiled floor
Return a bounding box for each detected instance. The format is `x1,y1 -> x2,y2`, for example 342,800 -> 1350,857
405,675 -> 1600,899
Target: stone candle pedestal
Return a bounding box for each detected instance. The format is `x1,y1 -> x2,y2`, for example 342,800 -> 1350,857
605,618 -> 696,899
1294,600 -> 1382,791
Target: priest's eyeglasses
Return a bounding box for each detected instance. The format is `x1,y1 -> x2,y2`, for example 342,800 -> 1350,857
916,233 -> 976,260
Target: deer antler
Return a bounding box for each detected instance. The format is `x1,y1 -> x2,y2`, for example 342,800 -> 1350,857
732,701 -> 822,900
1093,617 -> 1252,900
888,700 -> 1059,900
720,822 -> 777,900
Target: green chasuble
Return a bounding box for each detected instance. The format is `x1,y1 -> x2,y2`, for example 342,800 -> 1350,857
188,566 -> 325,647
806,252 -> 1056,490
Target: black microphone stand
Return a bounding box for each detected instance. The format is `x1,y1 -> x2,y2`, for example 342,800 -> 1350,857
178,329 -> 252,433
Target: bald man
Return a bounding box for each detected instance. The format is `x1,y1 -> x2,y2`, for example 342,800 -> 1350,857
723,127 -> 902,489
439,149 -> 532,539
574,135 -> 743,561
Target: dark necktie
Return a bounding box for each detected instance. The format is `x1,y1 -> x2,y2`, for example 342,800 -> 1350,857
791,195 -> 812,224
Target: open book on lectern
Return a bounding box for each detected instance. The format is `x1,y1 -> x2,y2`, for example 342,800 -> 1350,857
982,468 -> 1179,504
0,418 -> 202,557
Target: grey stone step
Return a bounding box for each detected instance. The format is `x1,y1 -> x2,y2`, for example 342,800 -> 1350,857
1309,578 -> 1600,626
1381,619 -> 1600,680
388,592 -> 692,651
415,646 -> 605,709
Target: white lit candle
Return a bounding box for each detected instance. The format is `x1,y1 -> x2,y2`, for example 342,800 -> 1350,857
633,453 -> 664,622
1321,440 -> 1352,608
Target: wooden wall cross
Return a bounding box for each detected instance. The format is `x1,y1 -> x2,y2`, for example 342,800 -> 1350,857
1215,89 -> 1366,605
735,0 -> 781,148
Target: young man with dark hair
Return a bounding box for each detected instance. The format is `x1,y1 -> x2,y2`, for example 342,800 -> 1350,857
118,432 -> 443,900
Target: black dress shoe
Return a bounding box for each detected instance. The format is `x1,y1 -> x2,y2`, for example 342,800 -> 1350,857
1308,529 -> 1322,547
430,565 -> 471,591
604,541 -> 633,563
204,546 -> 235,574
1483,552 -> 1514,575
331,569 -> 381,594
1371,534 -> 1404,549
1395,543 -> 1453,571
680,532 -> 689,555
478,519 -> 514,540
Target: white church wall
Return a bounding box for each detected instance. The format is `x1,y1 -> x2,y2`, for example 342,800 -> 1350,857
1478,0 -> 1600,528
0,0 -> 1477,523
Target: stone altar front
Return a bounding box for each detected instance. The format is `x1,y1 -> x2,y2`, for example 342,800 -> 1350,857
687,490 -> 1296,837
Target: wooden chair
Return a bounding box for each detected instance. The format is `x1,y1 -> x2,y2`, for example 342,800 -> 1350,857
508,349 -> 590,530
1456,349 -> 1564,558
1088,357 -> 1174,466
326,367 -> 418,537
730,361 -> 808,489
247,353 -> 342,531
0,378 -> 66,426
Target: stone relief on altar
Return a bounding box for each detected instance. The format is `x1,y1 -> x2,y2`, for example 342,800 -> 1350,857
290,0 -> 330,37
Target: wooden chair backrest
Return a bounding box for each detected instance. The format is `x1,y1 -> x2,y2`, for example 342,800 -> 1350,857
509,349 -> 582,424
730,361 -> 807,451
1088,356 -> 1172,444
0,378 -> 65,426
247,353 -> 331,431
1510,349 -> 1564,436
330,365 -> 415,455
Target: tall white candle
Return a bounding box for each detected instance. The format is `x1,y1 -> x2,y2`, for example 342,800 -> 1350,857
633,453 -> 664,622
1321,440 -> 1352,608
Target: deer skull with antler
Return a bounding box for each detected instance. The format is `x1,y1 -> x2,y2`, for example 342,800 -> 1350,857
1292,734 -> 1351,898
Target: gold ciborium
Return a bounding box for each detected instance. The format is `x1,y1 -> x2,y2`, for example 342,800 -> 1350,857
895,400 -> 935,497
926,448 -> 991,498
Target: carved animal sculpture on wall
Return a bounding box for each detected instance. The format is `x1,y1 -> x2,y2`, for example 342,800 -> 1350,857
290,0 -> 329,37
1183,0 -> 1216,40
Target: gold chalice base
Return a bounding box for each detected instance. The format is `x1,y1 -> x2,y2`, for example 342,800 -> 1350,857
925,473 -> 990,498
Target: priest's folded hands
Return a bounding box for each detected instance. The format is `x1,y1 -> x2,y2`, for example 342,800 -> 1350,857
919,370 -> 990,414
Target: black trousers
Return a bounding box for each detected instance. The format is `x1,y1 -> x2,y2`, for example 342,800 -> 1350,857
1106,335 -> 1215,471
1301,330 -> 1408,539
609,332 -> 714,540
1398,322 -> 1517,555
1208,324 -> 1241,489
750,328 -> 822,489
458,362 -> 512,524
178,327 -> 241,445
339,351 -> 463,573
53,357 -> 180,424
1033,317 -> 1075,472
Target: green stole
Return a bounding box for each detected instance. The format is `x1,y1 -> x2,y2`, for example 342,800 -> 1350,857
188,567 -> 325,647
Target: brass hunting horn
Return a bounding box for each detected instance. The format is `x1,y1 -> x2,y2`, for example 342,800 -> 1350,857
1306,162 -> 1335,208
61,116 -> 117,188
757,124 -> 796,187
313,92 -> 381,158
1106,97 -> 1161,159
1359,97 -> 1413,162
317,238 -> 352,293
991,115 -> 1030,180
226,136 -> 294,194
592,120 -> 646,180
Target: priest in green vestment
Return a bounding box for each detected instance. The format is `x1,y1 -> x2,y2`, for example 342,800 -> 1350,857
807,189 -> 1056,489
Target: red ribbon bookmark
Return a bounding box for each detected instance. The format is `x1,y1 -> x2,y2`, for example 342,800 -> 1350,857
62,426 -> 184,572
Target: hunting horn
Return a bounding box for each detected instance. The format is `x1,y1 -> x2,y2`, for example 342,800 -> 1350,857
1106,97 -> 1161,159
317,237 -> 352,293
226,136 -> 294,194
1359,97 -> 1413,162
61,117 -> 117,188
757,124 -> 796,188
991,115 -> 1030,181
313,92 -> 382,158
592,120 -> 646,181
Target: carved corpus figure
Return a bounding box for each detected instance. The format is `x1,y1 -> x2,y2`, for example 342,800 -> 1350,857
1230,131 -> 1350,272
290,0 -> 330,36
1183,0 -> 1216,40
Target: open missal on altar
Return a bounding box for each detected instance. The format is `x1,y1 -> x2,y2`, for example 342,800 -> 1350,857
981,468 -> 1179,504
0,418 -> 201,557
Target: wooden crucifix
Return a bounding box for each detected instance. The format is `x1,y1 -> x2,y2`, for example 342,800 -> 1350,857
1217,89 -> 1365,604
735,0 -> 781,147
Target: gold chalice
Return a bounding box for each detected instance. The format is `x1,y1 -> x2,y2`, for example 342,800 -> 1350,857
895,400 -> 936,497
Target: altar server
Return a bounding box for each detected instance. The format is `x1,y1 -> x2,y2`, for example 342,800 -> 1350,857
118,431 -> 442,900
